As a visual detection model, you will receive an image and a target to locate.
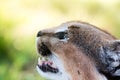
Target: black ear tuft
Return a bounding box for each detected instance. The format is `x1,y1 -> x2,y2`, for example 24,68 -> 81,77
68,25 -> 80,29
102,40 -> 120,77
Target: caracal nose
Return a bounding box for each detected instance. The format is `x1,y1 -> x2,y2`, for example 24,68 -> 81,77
37,31 -> 43,37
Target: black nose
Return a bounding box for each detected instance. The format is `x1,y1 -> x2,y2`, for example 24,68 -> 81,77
37,31 -> 43,37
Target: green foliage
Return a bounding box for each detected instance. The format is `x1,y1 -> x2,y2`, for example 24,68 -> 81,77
0,14 -> 44,80
0,0 -> 120,80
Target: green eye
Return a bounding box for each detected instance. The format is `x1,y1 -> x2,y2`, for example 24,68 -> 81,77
55,32 -> 68,39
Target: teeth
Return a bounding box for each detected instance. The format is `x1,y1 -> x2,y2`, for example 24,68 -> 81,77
38,57 -> 49,65
38,57 -> 41,62
38,57 -> 42,65
37,57 -> 57,68
41,57 -> 45,61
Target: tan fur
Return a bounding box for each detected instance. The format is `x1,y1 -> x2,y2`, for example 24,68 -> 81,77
52,42 -> 103,80
37,21 -> 120,80
37,36 -> 106,80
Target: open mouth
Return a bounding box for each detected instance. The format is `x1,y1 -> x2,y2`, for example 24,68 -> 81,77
37,43 -> 59,73
37,57 -> 59,73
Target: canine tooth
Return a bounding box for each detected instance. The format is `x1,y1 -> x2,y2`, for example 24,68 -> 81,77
38,57 -> 40,62
38,57 -> 42,65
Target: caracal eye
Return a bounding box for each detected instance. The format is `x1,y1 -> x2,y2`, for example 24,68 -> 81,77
55,32 -> 68,40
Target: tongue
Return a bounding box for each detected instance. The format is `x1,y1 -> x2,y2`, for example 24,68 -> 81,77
42,61 -> 53,65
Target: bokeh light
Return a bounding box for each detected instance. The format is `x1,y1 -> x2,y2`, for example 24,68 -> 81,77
0,0 -> 120,80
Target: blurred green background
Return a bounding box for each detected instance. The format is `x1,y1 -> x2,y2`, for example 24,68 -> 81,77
0,0 -> 120,80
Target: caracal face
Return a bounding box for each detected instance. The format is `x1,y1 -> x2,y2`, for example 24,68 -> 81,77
36,21 -> 120,80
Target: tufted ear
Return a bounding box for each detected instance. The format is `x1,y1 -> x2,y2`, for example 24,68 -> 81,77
103,40 -> 120,76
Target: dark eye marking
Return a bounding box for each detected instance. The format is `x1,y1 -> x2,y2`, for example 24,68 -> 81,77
55,32 -> 68,39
